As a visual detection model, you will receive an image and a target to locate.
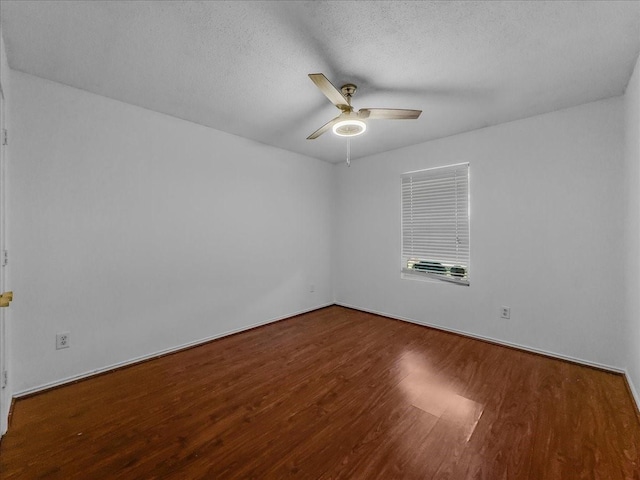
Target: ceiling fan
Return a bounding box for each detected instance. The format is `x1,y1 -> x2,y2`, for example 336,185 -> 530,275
307,73 -> 422,140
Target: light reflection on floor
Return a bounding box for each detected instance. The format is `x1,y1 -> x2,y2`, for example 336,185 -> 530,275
397,350 -> 484,441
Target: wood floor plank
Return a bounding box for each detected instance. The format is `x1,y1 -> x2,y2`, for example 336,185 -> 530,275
1,306 -> 638,479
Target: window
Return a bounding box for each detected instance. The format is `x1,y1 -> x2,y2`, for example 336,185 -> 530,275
401,163 -> 469,285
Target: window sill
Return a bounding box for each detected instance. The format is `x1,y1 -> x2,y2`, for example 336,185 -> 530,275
401,268 -> 470,286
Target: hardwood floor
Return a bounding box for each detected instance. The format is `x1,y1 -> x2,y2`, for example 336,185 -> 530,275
1,306 -> 638,479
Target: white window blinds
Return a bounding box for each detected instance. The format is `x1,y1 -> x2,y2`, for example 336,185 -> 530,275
401,163 -> 470,284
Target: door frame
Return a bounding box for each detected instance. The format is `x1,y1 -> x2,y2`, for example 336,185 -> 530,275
0,77 -> 7,435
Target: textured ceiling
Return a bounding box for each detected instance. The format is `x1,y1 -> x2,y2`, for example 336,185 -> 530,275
1,1 -> 639,163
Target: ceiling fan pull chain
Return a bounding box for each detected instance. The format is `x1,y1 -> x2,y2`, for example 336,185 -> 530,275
346,138 -> 351,167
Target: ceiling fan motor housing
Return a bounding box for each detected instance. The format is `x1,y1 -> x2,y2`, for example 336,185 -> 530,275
340,84 -> 358,99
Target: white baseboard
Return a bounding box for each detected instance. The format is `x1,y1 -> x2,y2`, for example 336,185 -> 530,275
336,302 -> 626,374
624,370 -> 640,416
14,303 -> 333,398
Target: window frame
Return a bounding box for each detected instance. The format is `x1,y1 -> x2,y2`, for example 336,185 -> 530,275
401,163 -> 470,286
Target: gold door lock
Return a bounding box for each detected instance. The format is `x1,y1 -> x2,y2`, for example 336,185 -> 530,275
0,291 -> 13,307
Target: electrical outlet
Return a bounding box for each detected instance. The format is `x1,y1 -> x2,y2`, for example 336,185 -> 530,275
501,306 -> 511,319
310,284 -> 315,293
56,332 -> 70,350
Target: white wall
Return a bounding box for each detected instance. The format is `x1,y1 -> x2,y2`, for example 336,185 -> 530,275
335,97 -> 626,369
624,53 -> 640,405
9,71 -> 333,394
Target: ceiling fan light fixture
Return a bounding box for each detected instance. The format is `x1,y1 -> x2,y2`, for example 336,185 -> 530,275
332,118 -> 367,137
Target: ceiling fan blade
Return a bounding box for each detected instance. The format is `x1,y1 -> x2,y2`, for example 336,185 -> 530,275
309,73 -> 350,109
358,108 -> 422,120
307,116 -> 341,140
